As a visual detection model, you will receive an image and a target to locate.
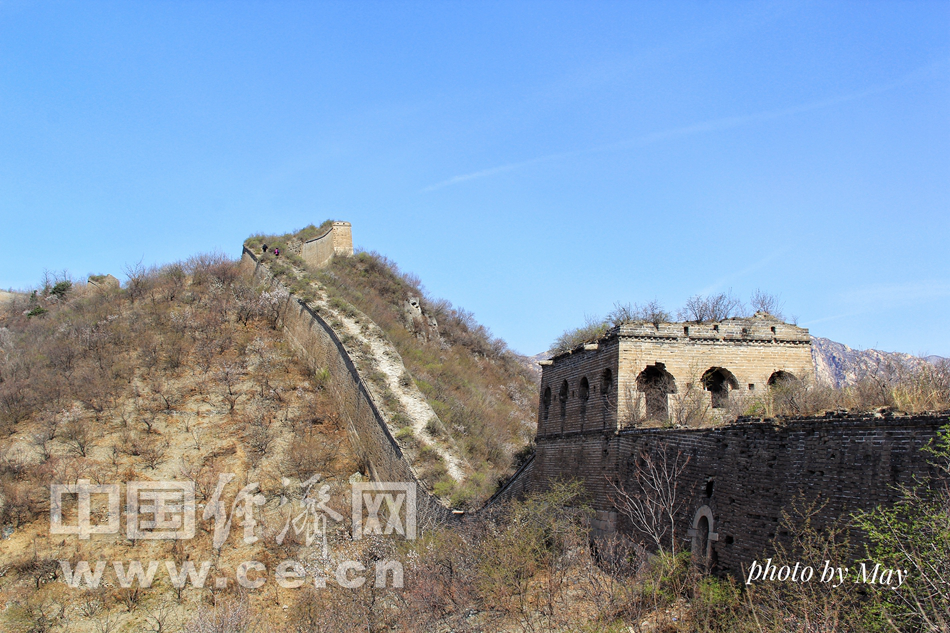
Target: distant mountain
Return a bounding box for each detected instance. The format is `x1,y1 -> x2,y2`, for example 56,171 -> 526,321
811,336 -> 946,388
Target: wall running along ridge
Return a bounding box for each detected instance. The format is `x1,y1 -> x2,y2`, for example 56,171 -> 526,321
299,221 -> 354,269
524,413 -> 949,575
239,247 -> 451,523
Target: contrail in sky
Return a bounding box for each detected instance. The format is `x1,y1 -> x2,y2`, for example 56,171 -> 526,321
422,61 -> 945,193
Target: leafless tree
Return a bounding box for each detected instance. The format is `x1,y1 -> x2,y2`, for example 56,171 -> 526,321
144,599 -> 177,633
749,288 -> 785,320
61,416 -> 93,458
677,292 -> 745,323
217,360 -> 245,413
138,435 -> 168,470
609,300 -> 671,327
607,445 -> 692,555
93,611 -> 120,633
124,259 -> 151,304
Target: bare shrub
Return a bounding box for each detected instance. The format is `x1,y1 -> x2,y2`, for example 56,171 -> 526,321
669,380 -> 713,427
182,596 -> 256,633
123,260 -> 152,304
284,431 -> 336,479
475,481 -> 590,630
677,292 -> 745,323
609,299 -> 671,327
749,288 -> 785,320
551,315 -> 609,354
60,416 -> 93,458
608,445 -> 692,555
217,361 -> 245,413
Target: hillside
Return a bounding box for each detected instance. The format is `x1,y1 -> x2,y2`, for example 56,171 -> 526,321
811,335 -> 947,388
244,225 -> 538,508
0,256 -> 369,632
0,249 -> 946,632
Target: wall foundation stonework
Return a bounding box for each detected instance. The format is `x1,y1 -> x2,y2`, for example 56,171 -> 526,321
523,414 -> 948,574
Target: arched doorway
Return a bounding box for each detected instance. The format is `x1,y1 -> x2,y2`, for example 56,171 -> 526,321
688,505 -> 719,571
702,367 -> 739,409
636,363 -> 676,421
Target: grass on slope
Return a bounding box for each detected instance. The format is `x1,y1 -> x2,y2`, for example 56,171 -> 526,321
245,224 -> 539,508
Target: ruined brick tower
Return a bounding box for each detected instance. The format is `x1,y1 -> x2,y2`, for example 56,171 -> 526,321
537,312 -> 813,432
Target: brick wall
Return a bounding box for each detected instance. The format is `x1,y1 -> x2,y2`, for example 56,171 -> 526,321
240,248 -> 450,522
526,413 -> 949,575
299,221 -> 354,269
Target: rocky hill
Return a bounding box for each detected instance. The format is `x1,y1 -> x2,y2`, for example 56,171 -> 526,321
810,336 -> 947,388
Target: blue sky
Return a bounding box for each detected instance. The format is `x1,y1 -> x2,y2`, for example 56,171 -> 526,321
1,1 -> 948,356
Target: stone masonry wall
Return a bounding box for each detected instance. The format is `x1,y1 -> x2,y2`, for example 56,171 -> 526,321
616,317 -> 814,424
537,339 -> 620,436
540,315 -> 814,430
299,221 -> 354,269
239,247 -> 450,522
526,414 -> 949,575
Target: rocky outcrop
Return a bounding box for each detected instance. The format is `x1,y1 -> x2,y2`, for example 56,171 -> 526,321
810,336 -> 946,388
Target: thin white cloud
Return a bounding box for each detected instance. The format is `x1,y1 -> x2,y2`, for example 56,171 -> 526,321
697,247 -> 791,297
841,280 -> 950,308
801,311 -> 866,327
422,150 -> 577,192
422,60 -> 947,192
803,279 -> 950,327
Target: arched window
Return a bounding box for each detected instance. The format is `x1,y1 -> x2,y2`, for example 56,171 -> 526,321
579,377 -> 590,421
542,386 -> 552,421
767,370 -> 797,387
601,369 -> 613,400
702,367 -> 739,409
559,380 -> 569,419
636,363 -> 676,421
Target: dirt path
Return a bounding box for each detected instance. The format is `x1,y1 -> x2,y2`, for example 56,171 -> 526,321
277,261 -> 465,483
330,309 -> 465,481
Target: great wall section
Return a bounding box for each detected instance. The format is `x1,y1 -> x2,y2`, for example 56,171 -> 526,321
239,222 -> 454,523
241,221 -> 949,577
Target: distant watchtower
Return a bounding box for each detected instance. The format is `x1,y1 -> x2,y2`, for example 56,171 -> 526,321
299,221 -> 354,268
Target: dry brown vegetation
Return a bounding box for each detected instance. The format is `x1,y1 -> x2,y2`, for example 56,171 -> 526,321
0,256 -> 364,632
617,356 -> 950,430
1,242 -> 945,631
246,225 -> 538,508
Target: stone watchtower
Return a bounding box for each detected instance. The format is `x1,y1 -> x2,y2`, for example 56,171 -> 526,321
537,312 -> 813,432
299,221 -> 354,269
